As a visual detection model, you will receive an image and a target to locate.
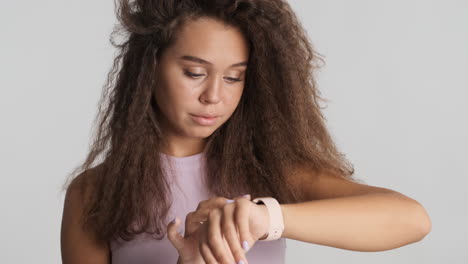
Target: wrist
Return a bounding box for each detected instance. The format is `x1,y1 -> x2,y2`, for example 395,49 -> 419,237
258,204 -> 269,240
177,256 -> 203,264
252,197 -> 285,241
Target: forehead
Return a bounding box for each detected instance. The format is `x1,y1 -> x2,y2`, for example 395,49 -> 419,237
167,17 -> 250,64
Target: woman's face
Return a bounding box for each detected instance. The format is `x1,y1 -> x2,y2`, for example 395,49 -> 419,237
154,17 -> 249,144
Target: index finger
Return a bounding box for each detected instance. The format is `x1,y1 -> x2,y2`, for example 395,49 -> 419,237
234,197 -> 253,252
196,197 -> 233,211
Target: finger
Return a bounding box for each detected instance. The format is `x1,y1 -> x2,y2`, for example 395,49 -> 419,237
232,194 -> 251,201
207,209 -> 236,263
188,197 -> 235,236
197,197 -> 232,211
185,211 -> 210,236
222,204 -> 248,264
235,199 -> 254,252
222,234 -> 236,263
199,222 -> 219,264
232,195 -> 253,252
166,217 -> 184,251
201,234 -> 236,264
187,197 -> 236,238
233,195 -> 251,205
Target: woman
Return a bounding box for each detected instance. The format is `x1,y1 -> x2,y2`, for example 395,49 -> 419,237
60,0 -> 432,263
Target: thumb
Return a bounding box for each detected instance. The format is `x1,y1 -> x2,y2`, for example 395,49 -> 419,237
239,194 -> 251,200
167,217 -> 184,251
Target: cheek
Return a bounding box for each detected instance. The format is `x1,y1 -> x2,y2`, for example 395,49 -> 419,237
170,70 -> 201,95
155,89 -> 191,123
226,86 -> 244,110
214,88 -> 243,125
164,80 -> 198,107
161,66 -> 198,103
174,88 -> 199,114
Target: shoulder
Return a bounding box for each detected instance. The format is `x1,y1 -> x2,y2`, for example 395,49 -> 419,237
66,164 -> 103,200
63,162 -> 106,231
61,163 -> 110,264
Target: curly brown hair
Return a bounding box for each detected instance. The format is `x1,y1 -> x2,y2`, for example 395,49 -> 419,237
62,0 -> 357,244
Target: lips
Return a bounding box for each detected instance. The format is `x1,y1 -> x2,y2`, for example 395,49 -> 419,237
192,113 -> 219,118
190,114 -> 219,126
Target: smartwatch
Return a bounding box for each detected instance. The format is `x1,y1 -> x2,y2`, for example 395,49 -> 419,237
252,197 -> 285,241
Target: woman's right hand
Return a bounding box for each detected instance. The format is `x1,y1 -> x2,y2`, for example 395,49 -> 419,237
167,195 -> 250,264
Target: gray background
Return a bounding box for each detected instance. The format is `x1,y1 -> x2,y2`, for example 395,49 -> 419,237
1,0 -> 467,263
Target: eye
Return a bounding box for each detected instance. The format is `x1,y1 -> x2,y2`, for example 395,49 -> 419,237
225,77 -> 242,83
184,70 -> 205,78
184,70 -> 242,82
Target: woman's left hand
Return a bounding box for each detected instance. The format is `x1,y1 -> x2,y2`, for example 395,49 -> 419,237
198,194 -> 270,264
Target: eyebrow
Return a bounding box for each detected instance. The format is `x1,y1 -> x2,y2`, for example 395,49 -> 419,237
178,55 -> 248,68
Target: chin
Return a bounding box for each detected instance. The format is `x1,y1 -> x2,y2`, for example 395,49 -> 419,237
194,127 -> 218,138
181,125 -> 216,139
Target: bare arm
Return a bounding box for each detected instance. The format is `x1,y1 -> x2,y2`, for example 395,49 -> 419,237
60,175 -> 111,264
279,166 -> 432,252
280,191 -> 431,252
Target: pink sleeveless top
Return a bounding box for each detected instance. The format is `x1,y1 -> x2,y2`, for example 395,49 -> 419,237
110,151 -> 287,264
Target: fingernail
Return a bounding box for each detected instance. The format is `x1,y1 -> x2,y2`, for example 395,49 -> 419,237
238,261 -> 245,264
226,199 -> 235,203
242,194 -> 250,198
242,240 -> 250,251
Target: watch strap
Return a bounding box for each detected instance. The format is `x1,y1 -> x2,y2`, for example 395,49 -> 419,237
252,197 -> 284,241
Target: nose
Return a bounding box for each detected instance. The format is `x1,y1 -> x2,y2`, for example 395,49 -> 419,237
199,75 -> 222,104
